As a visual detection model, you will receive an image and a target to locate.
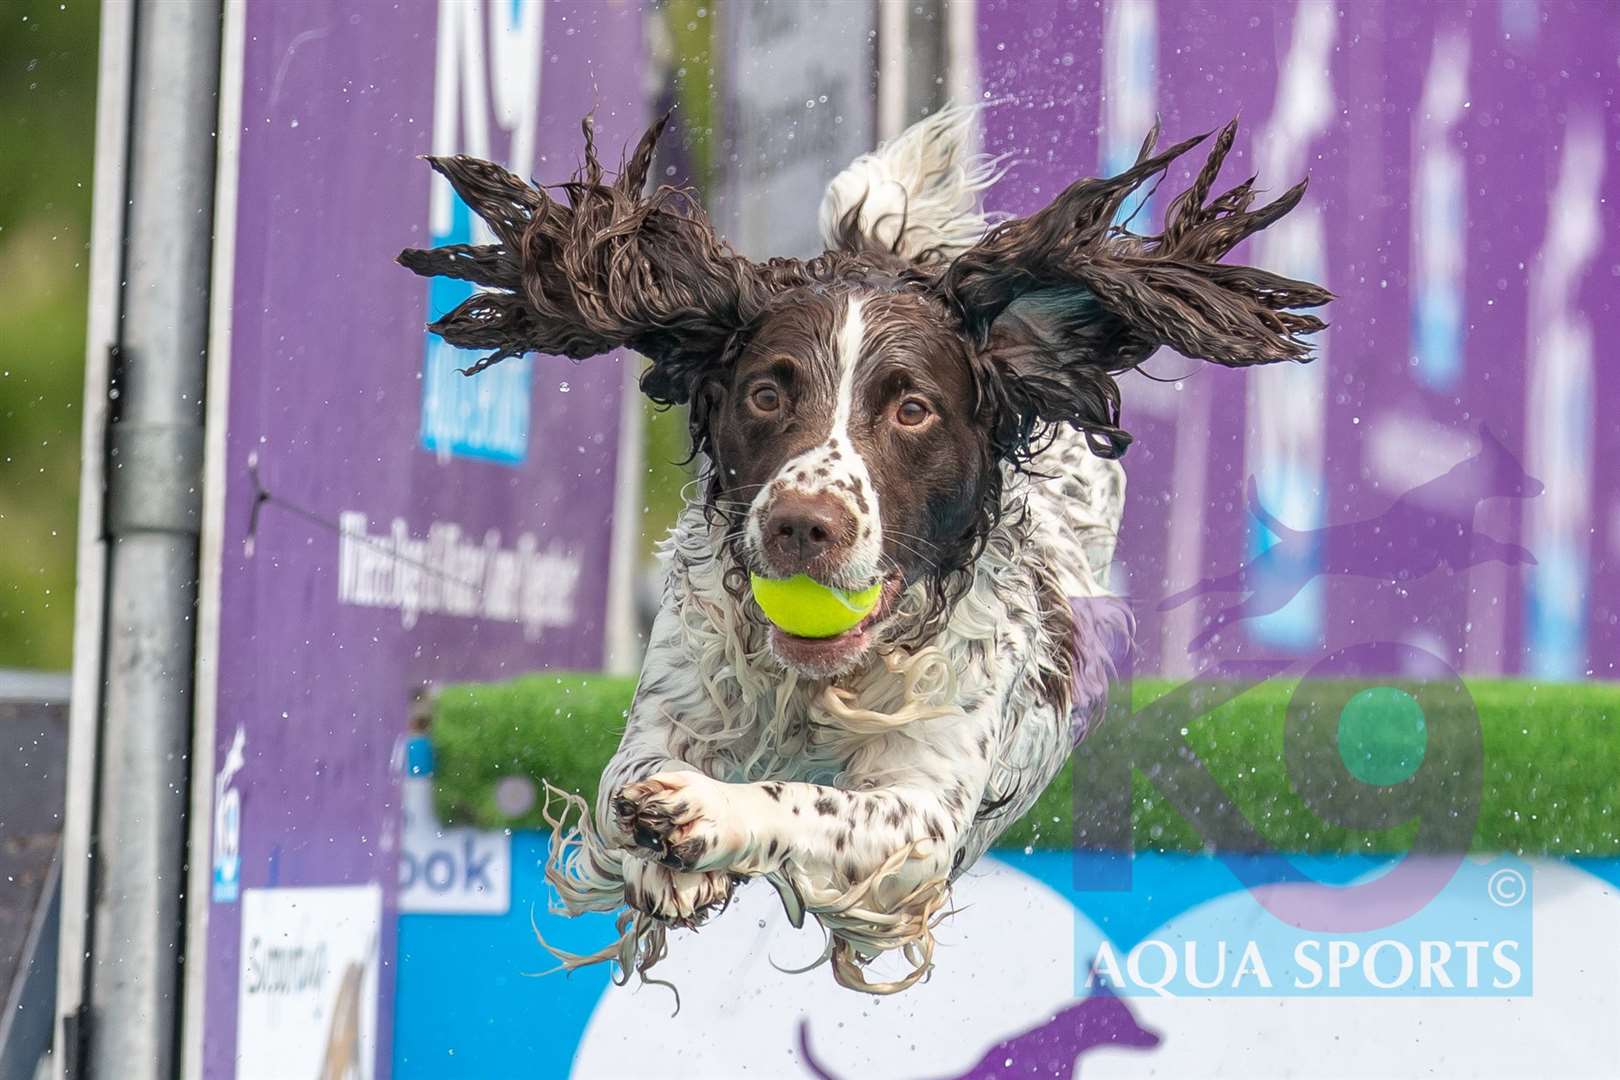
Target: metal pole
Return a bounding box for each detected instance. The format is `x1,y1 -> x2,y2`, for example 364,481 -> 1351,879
53,0 -> 132,1073
84,1 -> 221,1076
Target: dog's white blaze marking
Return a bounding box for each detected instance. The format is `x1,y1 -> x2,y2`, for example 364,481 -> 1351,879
821,298 -> 884,583
830,297 -> 866,446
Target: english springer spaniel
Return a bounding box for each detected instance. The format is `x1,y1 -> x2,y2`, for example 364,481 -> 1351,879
400,105 -> 1328,993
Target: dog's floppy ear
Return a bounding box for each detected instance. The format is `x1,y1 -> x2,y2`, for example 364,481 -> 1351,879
399,112 -> 778,406
942,120 -> 1332,459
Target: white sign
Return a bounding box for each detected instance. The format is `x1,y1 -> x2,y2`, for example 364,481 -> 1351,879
237,885 -> 381,1080
399,776 -> 511,915
336,512 -> 582,639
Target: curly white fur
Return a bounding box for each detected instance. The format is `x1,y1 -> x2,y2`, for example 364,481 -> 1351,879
818,102 -> 1007,263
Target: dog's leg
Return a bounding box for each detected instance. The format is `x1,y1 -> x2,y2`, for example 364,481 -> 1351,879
615,716 -> 997,909
618,773 -> 966,894
545,600 -> 742,927
1458,532 -> 1537,569
618,855 -> 733,927
1187,599 -> 1249,651
1159,567 -> 1247,609
587,736 -> 738,927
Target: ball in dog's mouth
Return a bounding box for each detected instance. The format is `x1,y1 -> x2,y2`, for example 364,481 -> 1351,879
765,572 -> 904,676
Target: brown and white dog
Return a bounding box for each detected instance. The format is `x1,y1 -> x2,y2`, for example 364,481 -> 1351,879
400,106 -> 1329,993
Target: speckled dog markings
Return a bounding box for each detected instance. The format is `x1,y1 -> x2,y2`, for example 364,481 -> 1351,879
619,856 -> 732,928
614,771 -> 744,874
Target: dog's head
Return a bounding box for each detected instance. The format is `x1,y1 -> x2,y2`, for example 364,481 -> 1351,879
402,112 -> 1330,676
695,284 -> 990,674
1471,423 -> 1544,500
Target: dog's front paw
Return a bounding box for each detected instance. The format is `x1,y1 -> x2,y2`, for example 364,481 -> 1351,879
622,856 -> 734,928
612,771 -> 743,872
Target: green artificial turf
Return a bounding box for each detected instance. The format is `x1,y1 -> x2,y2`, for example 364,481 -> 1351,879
433,674 -> 632,828
431,673 -> 1620,856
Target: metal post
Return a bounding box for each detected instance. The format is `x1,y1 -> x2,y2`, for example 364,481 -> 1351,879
80,1 -> 221,1076
878,0 -> 951,141
54,0 -> 132,1073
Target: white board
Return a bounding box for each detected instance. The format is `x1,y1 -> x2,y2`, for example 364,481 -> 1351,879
236,885 -> 382,1080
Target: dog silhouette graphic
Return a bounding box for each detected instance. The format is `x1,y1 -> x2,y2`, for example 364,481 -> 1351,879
795,981 -> 1160,1078
1160,424 -> 1542,651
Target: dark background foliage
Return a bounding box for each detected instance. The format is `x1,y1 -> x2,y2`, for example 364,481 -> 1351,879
0,0 -> 99,669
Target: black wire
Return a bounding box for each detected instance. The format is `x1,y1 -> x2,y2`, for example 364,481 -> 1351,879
244,458 -> 485,594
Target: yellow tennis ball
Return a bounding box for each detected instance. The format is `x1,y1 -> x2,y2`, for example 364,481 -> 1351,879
749,574 -> 882,638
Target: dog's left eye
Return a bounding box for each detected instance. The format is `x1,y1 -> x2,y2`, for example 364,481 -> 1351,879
750,385 -> 782,414
895,398 -> 931,427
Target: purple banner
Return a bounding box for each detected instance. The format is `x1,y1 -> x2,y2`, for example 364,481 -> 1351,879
198,1 -> 640,1075
977,0 -> 1618,680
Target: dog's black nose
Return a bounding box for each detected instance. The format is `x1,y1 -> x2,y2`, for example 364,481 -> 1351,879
763,492 -> 853,572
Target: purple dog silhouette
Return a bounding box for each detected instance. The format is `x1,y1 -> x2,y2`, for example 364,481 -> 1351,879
1160,424 -> 1542,651
796,982 -> 1160,1079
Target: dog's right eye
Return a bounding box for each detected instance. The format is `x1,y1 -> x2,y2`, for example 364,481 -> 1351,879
750,385 -> 782,414
895,397 -> 932,427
